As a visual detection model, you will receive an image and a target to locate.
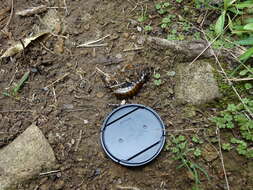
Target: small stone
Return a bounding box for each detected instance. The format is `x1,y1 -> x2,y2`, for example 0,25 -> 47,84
40,183 -> 50,190
96,92 -> 104,98
137,26 -> 142,32
130,35 -> 137,41
94,168 -> 100,176
42,87 -> 49,91
31,68 -> 38,73
66,63 -> 72,67
56,172 -> 62,178
167,87 -> 174,94
0,125 -> 55,190
120,100 -> 126,105
115,53 -> 123,59
187,170 -> 195,181
83,120 -> 89,124
122,33 -> 129,38
111,33 -> 119,40
63,104 -> 74,110
175,61 -> 221,105
54,180 -> 65,190
137,36 -> 145,45
84,24 -> 90,31
71,139 -> 75,145
167,71 -> 176,77
202,144 -> 218,162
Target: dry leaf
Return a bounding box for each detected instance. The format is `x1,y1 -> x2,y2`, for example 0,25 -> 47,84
16,5 -> 47,16
0,31 -> 48,59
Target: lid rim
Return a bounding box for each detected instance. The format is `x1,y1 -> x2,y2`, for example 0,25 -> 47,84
100,104 -> 166,167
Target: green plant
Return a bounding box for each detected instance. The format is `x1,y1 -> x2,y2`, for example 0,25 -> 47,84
3,71 -> 30,97
138,5 -> 148,22
222,143 -> 233,151
212,99 -> 253,158
153,73 -> 162,86
144,25 -> 153,32
215,0 -> 253,63
192,136 -> 204,144
155,2 -> 170,15
167,135 -> 209,187
161,14 -> 176,28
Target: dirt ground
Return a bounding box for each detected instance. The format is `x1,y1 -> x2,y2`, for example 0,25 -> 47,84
0,0 -> 252,190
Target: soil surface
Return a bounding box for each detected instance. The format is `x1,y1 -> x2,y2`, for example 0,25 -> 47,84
0,0 -> 252,190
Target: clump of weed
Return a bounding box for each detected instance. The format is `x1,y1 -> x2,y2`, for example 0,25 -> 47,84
165,135 -> 209,188
211,99 -> 253,158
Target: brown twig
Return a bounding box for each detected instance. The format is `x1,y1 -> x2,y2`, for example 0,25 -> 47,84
123,47 -> 143,52
44,72 -> 69,89
63,0 -> 69,16
39,170 -> 61,176
74,130 -> 83,152
3,0 -> 14,31
0,109 -> 34,113
216,127 -> 230,190
227,77 -> 253,82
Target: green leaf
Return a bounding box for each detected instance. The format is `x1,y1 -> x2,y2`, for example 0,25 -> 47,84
158,9 -> 166,14
192,136 -> 202,144
13,71 -> 30,96
226,121 -> 234,129
178,142 -> 187,150
161,23 -> 167,28
171,147 -> 179,153
177,135 -> 186,142
245,83 -> 253,89
236,37 -> 253,45
239,69 -> 248,76
227,104 -> 237,112
154,79 -> 162,86
162,17 -> 171,23
215,11 -> 226,35
155,3 -> 161,9
138,16 -> 147,22
164,2 -> 170,7
222,143 -> 233,151
224,0 -> 234,10
144,25 -> 153,31
235,1 -> 253,9
154,73 -> 160,79
243,23 -> 253,31
194,148 -> 202,157
239,47 -> 253,63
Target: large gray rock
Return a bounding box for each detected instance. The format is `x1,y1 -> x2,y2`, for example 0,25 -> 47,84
174,61 -> 221,105
0,124 -> 55,190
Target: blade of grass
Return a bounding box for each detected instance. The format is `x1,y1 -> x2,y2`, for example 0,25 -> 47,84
12,71 -> 30,95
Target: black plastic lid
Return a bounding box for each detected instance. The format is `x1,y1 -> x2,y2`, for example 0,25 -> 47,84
100,104 -> 165,167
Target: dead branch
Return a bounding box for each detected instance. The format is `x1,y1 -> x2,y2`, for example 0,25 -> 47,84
146,36 -> 244,62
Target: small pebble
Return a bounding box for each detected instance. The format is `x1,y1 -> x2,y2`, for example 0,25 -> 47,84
94,168 -> 100,176
42,87 -> 49,91
54,180 -> 65,190
122,33 -> 129,38
96,92 -> 104,98
121,100 -> 126,105
115,53 -> 123,59
30,68 -> 38,73
84,24 -> 90,31
137,36 -> 145,45
167,71 -> 176,77
137,26 -> 142,32
63,104 -> 74,110
83,120 -> 89,124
